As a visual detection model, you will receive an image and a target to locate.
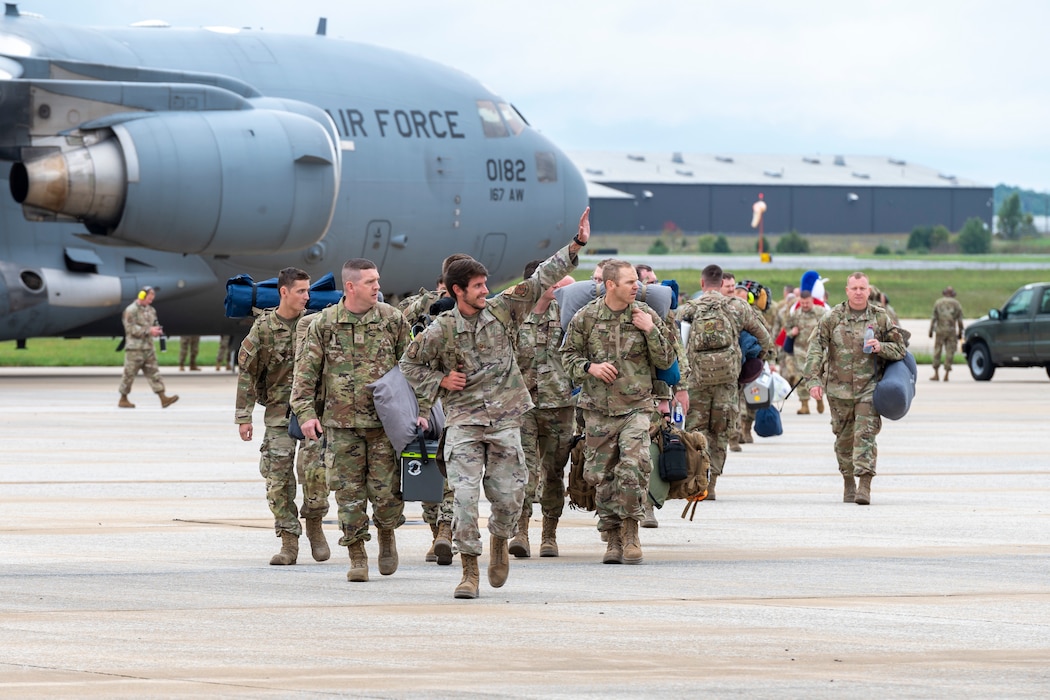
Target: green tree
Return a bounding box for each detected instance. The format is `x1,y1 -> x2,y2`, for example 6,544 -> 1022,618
997,192 -> 1023,240
774,230 -> 810,254
647,239 -> 669,255
712,235 -> 731,253
697,234 -> 717,253
907,225 -> 933,252
930,225 -> 951,251
957,217 -> 991,254
873,244 -> 891,255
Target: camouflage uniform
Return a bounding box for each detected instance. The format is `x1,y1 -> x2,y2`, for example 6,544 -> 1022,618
399,288 -> 443,331
236,309 -> 330,538
677,294 -> 773,478
786,304 -> 826,406
804,302 -> 908,478
290,300 -> 411,546
400,243 -> 578,557
930,296 -> 964,373
517,300 -> 576,520
119,300 -> 167,397
772,298 -> 796,381
561,298 -> 676,532
178,335 -> 200,370
216,335 -> 232,370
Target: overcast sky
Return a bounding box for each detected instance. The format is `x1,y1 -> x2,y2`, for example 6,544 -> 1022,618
25,0 -> 1050,191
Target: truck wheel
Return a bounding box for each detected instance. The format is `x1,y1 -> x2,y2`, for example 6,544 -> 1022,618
967,342 -> 995,381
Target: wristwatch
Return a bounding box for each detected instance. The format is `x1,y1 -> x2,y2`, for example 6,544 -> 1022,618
583,361 -> 592,374
573,234 -> 586,247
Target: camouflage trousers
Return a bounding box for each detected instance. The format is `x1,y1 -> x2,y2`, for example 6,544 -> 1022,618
216,335 -> 232,368
781,353 -> 800,386
519,405 -> 575,520
932,333 -> 958,370
421,480 -> 454,526
580,409 -> 651,531
259,426 -> 330,537
324,426 -> 405,547
177,335 -> 200,366
827,397 -> 882,477
685,382 -> 737,476
118,349 -> 165,396
444,422 -> 527,557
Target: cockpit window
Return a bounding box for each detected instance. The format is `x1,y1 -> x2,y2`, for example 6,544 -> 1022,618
498,102 -> 525,136
476,100 -> 508,138
535,152 -> 557,183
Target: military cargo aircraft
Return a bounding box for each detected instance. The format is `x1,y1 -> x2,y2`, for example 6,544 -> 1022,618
0,4 -> 587,341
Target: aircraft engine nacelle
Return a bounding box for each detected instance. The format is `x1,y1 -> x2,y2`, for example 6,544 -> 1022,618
10,109 -> 340,255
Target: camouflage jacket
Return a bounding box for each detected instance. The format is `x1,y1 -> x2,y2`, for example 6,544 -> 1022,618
235,308 -> 302,426
399,288 -> 443,328
786,305 -> 826,359
517,300 -> 575,410
804,302 -> 909,402
562,298 -> 676,416
930,296 -> 964,337
290,299 -> 411,429
400,242 -> 579,426
677,294 -> 774,388
122,301 -> 158,353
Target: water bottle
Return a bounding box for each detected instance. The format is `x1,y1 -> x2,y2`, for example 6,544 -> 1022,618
863,325 -> 874,354
672,402 -> 685,429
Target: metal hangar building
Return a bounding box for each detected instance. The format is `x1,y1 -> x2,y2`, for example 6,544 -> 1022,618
565,150 -> 994,235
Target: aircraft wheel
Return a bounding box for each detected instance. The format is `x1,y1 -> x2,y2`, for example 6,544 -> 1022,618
967,342 -> 995,381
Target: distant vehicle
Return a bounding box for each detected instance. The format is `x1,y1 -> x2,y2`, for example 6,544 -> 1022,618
962,282 -> 1050,380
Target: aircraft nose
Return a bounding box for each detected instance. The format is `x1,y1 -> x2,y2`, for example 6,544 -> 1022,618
561,154 -> 589,226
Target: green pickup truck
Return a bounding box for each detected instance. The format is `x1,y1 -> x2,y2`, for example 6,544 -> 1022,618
962,282 -> 1050,380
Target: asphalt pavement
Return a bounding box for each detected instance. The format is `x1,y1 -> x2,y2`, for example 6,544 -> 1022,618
0,360 -> 1047,697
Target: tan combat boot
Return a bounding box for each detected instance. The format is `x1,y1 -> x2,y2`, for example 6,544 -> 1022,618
855,474 -> 873,506
943,367 -> 951,382
118,394 -> 136,409
304,517 -> 330,562
641,502 -> 658,528
930,367 -> 940,381
706,472 -> 718,501
488,534 -> 510,588
434,521 -> 453,566
158,392 -> 179,408
454,554 -> 480,599
425,523 -> 439,563
377,528 -> 398,575
269,532 -> 298,565
539,516 -> 559,557
178,363 -> 185,372
347,540 -> 368,582
190,363 -> 201,372
602,525 -> 624,564
729,435 -> 742,452
843,474 -> 857,503
797,398 -> 810,415
622,518 -> 643,565
817,398 -> 825,414
508,511 -> 531,558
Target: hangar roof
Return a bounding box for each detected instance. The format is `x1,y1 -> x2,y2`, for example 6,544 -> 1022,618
566,150 -> 988,191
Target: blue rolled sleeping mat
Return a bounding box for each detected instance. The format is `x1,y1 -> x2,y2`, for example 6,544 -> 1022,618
225,272 -> 344,318
873,351 -> 917,420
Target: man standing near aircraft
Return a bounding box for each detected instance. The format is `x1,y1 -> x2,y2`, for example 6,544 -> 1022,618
561,259 -> 676,564
805,272 -> 908,505
118,286 -> 179,409
400,209 -> 589,599
292,259 -> 414,583
510,266 -> 577,559
929,286 -> 965,381
236,268 -> 331,567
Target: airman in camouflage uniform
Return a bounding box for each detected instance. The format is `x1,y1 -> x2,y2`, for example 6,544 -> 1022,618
215,335 -> 233,371
929,286 -> 964,381
118,286 -> 178,408
805,272 -> 909,505
401,209 -> 587,598
236,268 -> 331,566
786,290 -> 826,414
562,259 -> 676,565
677,265 -> 773,499
510,269 -> 577,559
290,259 -> 414,583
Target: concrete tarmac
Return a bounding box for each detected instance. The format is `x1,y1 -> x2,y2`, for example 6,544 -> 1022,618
1,363 -> 1048,697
